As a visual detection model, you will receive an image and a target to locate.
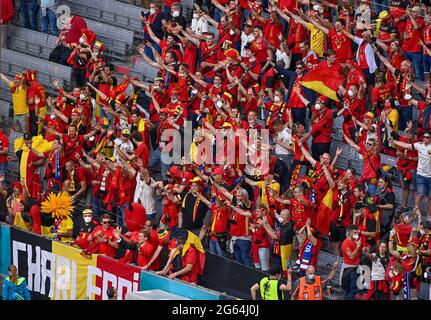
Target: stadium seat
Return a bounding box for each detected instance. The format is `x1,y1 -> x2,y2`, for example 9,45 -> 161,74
7,25 -> 51,60
60,0 -> 147,40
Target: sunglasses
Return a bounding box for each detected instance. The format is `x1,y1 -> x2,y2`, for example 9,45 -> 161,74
424,136 -> 431,139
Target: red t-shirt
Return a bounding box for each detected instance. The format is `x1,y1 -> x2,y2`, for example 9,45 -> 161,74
402,18 -> 425,53
210,205 -> 229,234
328,28 -> 353,63
230,211 -> 250,237
310,108 -> 333,144
91,225 -> 117,258
0,131 -> 9,163
135,143 -> 149,168
359,145 -> 381,181
136,242 -> 155,267
183,43 -> 198,74
341,238 -> 360,265
178,246 -> 198,284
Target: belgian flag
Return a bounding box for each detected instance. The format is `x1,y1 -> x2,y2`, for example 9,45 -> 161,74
170,227 -> 206,276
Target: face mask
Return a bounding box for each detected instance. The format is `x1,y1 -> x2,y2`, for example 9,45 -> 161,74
50,114 -> 56,120
229,29 -> 235,35
352,234 -> 359,240
84,217 -> 92,223
193,13 -> 199,19
307,273 -> 315,281
191,89 -> 198,95
79,94 -> 85,100
315,103 -> 322,110
171,97 -> 178,103
172,11 -> 180,17
347,89 -> 354,97
150,8 -> 156,15
216,100 -> 223,108
79,37 -> 85,44
420,229 -> 426,235
274,96 -> 281,103
277,216 -> 284,223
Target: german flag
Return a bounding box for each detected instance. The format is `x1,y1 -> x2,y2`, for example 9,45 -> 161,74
315,188 -> 333,236
300,62 -> 344,102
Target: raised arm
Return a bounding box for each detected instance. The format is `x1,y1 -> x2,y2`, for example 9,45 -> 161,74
376,51 -> 396,75
297,139 -> 317,167
321,162 -> 335,189
340,130 -> 360,152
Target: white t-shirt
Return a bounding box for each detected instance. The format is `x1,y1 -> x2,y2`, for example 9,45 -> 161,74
191,17 -> 209,36
274,127 -> 292,155
275,49 -> 291,69
240,32 -> 255,57
114,138 -> 134,163
414,142 -> 431,177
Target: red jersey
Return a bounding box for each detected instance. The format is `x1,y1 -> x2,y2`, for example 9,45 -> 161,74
310,108 -> 333,144
210,204 -> 229,234
341,238 -> 360,265
229,211 -> 250,237
250,38 -> 269,65
90,225 -> 117,258
402,18 -> 425,53
328,28 -> 353,63
359,145 -> 381,181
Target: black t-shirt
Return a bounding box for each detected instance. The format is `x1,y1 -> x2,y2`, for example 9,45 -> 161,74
279,220 -> 295,246
179,191 -> 209,231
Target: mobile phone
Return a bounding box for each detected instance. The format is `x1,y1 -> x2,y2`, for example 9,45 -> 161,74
141,11 -> 146,17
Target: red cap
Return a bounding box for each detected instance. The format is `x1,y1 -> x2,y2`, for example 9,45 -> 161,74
213,167 -> 225,175
167,165 -> 181,178
317,95 -> 329,104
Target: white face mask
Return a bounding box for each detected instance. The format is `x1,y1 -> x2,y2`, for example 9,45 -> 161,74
307,273 -> 315,281
172,11 -> 180,17
352,234 -> 359,240
193,13 -> 199,19
229,29 -> 235,35
274,96 -> 281,103
216,100 -> 223,108
79,37 -> 85,44
50,114 -> 56,120
277,216 -> 284,223
420,229 -> 426,235
191,89 -> 198,95
347,89 -> 354,97
79,94 -> 85,100
149,8 -> 156,15
171,97 -> 178,103
315,103 -> 322,110
84,217 -> 92,223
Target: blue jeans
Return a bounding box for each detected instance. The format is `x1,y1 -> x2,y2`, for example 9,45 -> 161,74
398,106 -> 412,131
417,174 -> 431,197
148,148 -> 170,180
92,195 -> 103,217
345,268 -> 360,300
144,38 -> 161,61
404,51 -> 424,81
41,8 -> 58,36
233,239 -> 254,268
424,55 -> 431,75
20,0 -> 38,31
117,203 -> 128,226
209,239 -> 225,257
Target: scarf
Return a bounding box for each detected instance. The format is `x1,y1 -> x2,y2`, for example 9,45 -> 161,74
69,170 -> 76,192
299,240 -> 314,271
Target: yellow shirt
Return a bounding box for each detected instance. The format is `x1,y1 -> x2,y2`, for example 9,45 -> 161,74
387,108 -> 399,133
56,216 -> 74,243
9,81 -> 28,115
307,23 -> 325,58
256,181 -> 280,208
13,212 -> 32,231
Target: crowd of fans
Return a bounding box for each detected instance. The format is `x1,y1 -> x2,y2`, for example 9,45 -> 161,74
0,0 -> 431,300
